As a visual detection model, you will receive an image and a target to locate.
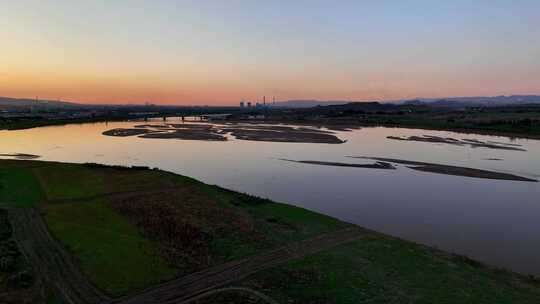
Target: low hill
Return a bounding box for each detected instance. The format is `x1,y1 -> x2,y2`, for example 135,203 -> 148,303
268,96 -> 540,109
0,96 -> 84,109
401,95 -> 540,108
269,100 -> 350,108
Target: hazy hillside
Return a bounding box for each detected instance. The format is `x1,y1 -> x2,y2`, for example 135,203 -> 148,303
0,96 -> 83,109
400,95 -> 540,107
269,96 -> 540,109
269,100 -> 350,108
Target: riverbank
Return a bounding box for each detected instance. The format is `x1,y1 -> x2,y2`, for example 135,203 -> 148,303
360,120 -> 540,140
0,160 -> 539,303
0,117 -> 126,131
3,112 -> 540,144
223,118 -> 540,140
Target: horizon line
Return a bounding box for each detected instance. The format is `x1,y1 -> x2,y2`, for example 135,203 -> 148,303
2,93 -> 540,107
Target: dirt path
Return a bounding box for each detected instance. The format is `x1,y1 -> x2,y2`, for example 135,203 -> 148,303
4,204 -> 363,304
7,207 -> 111,304
114,228 -> 364,304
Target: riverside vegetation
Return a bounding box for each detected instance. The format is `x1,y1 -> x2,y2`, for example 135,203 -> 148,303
0,160 -> 539,303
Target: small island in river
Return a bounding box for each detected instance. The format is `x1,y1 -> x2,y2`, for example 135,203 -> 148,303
280,159 -> 395,169
278,156 -> 536,182
102,128 -> 153,137
387,135 -> 526,151
350,156 -> 538,182
102,122 -> 345,144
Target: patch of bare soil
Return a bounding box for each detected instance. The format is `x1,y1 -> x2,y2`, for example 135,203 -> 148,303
133,124 -> 168,129
280,159 -> 395,169
487,140 -> 522,147
221,120 -> 360,132
7,208 -> 110,304
0,209 -> 44,304
107,189 -> 259,272
168,124 -> 215,130
350,156 -> 538,182
387,135 -> 526,151
222,128 -> 344,144
114,198 -> 213,270
139,130 -> 226,141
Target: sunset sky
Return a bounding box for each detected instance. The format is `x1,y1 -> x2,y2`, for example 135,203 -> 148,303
1,1 -> 539,105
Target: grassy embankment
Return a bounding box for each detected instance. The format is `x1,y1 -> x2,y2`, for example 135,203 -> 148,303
369,118 -> 540,139
0,160 -> 539,303
348,109 -> 540,139
0,160 -> 345,297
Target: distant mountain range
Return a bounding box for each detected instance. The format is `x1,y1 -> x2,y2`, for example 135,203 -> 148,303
0,96 -> 83,109
2,95 -> 540,110
397,95 -> 540,108
269,95 -> 540,108
268,100 -> 352,108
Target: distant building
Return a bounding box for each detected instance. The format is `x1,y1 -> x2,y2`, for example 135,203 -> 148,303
240,101 -> 245,108
247,102 -> 252,107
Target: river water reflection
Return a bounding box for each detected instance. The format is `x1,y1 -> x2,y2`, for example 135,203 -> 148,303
1,120 -> 540,275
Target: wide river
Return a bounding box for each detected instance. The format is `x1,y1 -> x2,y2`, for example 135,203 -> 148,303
2,120 -> 540,275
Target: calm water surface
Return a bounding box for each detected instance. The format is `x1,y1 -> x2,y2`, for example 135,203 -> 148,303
2,120 -> 540,275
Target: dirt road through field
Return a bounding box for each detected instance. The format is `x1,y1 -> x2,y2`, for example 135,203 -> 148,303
4,204 -> 363,304
115,228 -> 364,304
7,207 -> 111,304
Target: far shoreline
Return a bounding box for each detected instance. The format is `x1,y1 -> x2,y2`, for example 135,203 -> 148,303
3,116 -> 540,141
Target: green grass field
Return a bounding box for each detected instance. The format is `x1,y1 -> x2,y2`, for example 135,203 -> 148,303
0,160 -> 350,296
0,166 -> 44,207
45,199 -> 175,296
34,164 -> 105,201
0,161 -> 179,296
1,159 -> 539,303
201,185 -> 350,258
237,236 -> 540,303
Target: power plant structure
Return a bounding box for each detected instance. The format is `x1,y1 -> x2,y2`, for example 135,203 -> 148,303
239,96 -> 275,108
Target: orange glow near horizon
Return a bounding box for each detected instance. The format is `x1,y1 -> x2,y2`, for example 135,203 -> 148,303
1,2 -> 539,105
3,57 -> 539,106
3,69 -> 539,106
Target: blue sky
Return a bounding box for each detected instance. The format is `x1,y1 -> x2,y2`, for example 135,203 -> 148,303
1,1 -> 539,104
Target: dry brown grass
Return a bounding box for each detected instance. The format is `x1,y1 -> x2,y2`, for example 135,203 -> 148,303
107,187 -> 260,272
